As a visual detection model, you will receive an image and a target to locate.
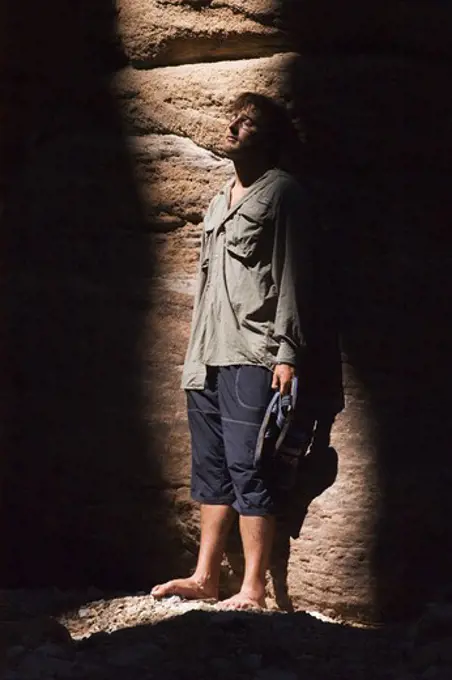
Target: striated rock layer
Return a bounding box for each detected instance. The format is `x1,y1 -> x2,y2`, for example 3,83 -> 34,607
2,0 -> 451,626
117,0 -> 285,67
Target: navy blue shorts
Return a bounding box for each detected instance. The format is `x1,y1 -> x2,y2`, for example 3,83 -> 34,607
186,365 -> 275,516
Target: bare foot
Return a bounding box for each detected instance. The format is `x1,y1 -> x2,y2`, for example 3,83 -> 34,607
151,577 -> 218,602
216,590 -> 266,611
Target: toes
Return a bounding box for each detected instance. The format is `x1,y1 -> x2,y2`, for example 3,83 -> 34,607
217,597 -> 264,611
151,584 -> 167,597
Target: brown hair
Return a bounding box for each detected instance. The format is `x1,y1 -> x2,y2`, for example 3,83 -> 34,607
229,92 -> 302,167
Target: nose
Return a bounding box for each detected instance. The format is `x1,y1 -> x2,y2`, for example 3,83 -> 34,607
228,117 -> 239,135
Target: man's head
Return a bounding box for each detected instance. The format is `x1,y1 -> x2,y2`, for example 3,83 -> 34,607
223,92 -> 294,166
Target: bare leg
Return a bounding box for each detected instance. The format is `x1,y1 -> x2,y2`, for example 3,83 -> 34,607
152,504 -> 235,600
217,514 -> 275,610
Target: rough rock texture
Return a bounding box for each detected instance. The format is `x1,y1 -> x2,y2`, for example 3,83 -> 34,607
112,50 -> 452,623
4,588 -> 452,680
114,55 -> 452,169
2,0 -> 452,628
1,590 -> 406,680
113,55 -> 291,151
116,0 -> 285,67
3,1 -> 452,83
19,132 -> 231,234
116,1 -> 452,68
287,369 -> 381,621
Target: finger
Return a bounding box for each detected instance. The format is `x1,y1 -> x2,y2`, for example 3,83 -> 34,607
280,377 -> 291,396
271,372 -> 279,390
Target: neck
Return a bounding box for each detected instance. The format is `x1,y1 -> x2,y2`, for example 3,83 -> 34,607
233,155 -> 274,189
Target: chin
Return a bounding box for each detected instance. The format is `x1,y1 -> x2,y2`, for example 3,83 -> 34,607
223,149 -> 235,159
223,144 -> 241,159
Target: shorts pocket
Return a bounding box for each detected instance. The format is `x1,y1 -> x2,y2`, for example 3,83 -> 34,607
234,366 -> 273,411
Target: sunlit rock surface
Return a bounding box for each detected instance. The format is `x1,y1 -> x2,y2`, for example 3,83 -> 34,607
2,0 -> 451,626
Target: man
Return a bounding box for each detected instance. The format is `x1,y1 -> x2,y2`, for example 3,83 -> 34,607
152,92 -> 313,610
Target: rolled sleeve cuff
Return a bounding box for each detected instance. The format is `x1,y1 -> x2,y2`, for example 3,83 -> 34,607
275,339 -> 298,366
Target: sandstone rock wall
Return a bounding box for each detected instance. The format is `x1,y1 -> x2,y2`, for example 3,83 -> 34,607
1,0 -> 452,624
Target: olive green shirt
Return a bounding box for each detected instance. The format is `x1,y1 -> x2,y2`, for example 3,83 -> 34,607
181,167 -> 313,390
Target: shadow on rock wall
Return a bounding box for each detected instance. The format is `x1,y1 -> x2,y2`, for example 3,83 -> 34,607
283,31 -> 452,619
2,0 -> 452,626
0,1 -> 192,591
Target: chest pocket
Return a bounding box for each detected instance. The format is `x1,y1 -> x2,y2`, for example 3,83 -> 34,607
226,199 -> 270,261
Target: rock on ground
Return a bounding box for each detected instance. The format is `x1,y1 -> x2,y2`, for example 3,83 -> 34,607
1,589 -> 410,680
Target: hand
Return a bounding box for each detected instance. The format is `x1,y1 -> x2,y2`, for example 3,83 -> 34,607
272,363 -> 295,396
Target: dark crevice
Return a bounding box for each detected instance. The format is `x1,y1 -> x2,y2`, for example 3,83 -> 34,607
129,39 -> 287,70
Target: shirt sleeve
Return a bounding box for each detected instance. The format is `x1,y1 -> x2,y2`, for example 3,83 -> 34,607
272,182 -> 313,365
192,196 -> 217,312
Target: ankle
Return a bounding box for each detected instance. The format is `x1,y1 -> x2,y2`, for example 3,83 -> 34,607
192,571 -> 219,592
240,578 -> 266,598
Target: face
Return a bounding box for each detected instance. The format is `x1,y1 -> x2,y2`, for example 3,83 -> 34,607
222,106 -> 267,159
